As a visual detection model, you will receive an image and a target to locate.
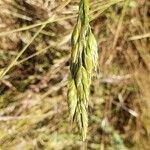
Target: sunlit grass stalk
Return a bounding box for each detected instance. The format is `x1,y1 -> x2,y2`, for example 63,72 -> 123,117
67,0 -> 98,140
0,0 -> 122,37
0,16 -> 55,80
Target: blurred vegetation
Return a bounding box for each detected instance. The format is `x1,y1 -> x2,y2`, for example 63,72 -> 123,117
0,0 -> 150,149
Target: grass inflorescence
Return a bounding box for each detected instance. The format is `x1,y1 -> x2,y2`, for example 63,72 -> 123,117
67,0 -> 98,140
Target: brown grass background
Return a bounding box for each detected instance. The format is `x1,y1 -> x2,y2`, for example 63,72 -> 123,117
0,0 -> 150,149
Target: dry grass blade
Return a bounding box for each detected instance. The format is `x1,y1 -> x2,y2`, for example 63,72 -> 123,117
128,33 -> 150,40
0,0 -> 122,37
0,15 -> 75,36
0,16 -> 55,80
112,0 -> 129,49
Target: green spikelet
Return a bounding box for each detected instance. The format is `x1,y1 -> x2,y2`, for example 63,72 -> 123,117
67,78 -> 78,120
67,0 -> 98,141
87,29 -> 98,67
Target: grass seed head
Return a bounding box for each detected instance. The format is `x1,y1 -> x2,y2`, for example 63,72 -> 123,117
67,0 -> 98,140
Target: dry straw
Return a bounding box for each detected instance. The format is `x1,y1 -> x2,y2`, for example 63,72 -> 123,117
67,0 -> 98,140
